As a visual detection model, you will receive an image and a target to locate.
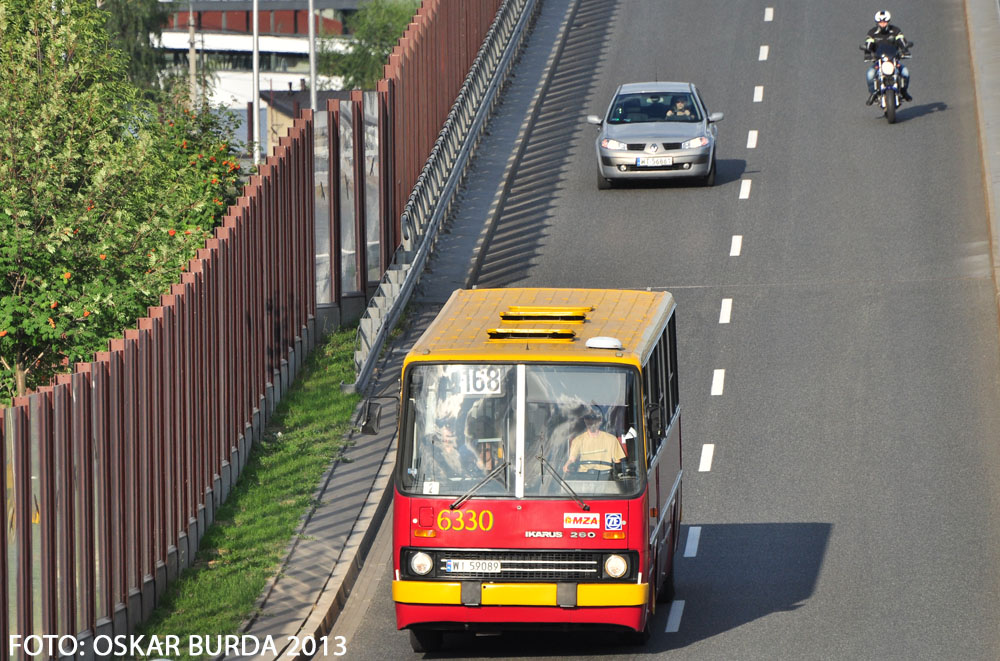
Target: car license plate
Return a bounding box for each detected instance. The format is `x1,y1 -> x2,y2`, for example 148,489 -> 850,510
637,156 -> 672,167
444,559 -> 501,573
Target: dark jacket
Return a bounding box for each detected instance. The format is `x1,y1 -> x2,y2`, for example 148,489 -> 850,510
864,23 -> 910,54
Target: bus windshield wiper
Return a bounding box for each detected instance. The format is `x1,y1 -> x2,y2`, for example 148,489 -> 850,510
537,455 -> 590,511
450,460 -> 510,510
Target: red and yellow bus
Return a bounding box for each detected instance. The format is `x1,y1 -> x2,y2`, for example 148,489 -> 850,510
391,288 -> 682,651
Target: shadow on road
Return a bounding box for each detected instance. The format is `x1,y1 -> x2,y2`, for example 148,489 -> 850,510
896,101 -> 947,121
417,522 -> 832,658
472,0 -> 618,288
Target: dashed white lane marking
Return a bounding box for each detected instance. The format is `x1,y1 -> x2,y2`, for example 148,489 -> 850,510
764,7 -> 774,21
759,45 -> 770,60
739,179 -> 752,199
698,445 -> 715,472
719,298 -> 732,324
747,130 -> 759,149
711,369 -> 725,396
684,526 -> 702,557
754,85 -> 764,102
730,235 -> 743,256
666,600 -> 686,632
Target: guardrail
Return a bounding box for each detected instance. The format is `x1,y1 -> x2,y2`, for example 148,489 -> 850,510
351,0 -> 539,393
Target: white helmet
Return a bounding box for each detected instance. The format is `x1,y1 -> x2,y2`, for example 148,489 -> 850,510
874,10 -> 891,22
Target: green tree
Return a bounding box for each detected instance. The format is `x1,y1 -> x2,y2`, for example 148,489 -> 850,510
319,0 -> 418,90
101,0 -> 171,93
0,0 -> 245,404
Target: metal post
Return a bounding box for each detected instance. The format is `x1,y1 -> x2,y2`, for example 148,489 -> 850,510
252,0 -> 261,164
188,1 -> 196,105
308,0 -> 317,112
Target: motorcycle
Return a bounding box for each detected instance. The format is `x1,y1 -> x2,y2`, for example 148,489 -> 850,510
862,40 -> 913,124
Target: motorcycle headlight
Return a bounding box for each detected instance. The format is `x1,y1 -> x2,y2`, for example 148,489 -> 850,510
604,554 -> 628,578
880,59 -> 895,76
409,551 -> 433,576
600,138 -> 627,150
681,136 -> 709,149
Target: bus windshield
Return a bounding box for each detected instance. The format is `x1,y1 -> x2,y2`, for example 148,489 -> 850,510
398,363 -> 645,499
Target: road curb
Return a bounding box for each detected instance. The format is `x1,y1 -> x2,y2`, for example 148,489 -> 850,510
964,0 -> 1000,313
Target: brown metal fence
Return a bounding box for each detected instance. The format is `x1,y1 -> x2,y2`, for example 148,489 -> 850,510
1,117 -> 316,659
379,0 -> 504,257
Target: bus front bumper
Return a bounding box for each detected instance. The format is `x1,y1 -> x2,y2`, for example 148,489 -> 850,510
393,579 -> 647,608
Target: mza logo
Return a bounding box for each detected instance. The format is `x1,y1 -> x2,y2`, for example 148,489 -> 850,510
563,513 -> 600,529
604,513 -> 623,531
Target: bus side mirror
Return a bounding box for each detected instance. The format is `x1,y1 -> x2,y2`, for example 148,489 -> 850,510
647,409 -> 662,439
359,400 -> 381,435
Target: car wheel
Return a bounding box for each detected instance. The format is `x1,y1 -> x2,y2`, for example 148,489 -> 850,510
702,154 -> 716,187
597,172 -> 613,190
409,629 -> 443,653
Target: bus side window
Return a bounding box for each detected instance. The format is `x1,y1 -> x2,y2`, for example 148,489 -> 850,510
666,314 -> 679,422
644,343 -> 666,463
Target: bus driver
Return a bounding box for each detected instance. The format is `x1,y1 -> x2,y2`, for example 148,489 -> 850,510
562,409 -> 626,474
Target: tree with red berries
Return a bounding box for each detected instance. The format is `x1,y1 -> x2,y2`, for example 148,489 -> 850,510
0,0 -> 245,403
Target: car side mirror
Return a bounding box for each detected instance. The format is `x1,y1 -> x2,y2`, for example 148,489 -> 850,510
586,114 -> 602,126
708,112 -> 724,123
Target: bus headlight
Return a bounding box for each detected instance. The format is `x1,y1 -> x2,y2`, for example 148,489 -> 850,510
410,551 -> 433,576
604,554 -> 628,578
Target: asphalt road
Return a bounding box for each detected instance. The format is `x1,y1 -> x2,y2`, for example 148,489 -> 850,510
326,0 -> 1000,658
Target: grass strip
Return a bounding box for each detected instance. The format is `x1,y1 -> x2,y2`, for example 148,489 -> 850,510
135,325 -> 362,659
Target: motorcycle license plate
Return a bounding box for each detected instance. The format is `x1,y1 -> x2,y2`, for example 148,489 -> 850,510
444,559 -> 501,573
637,156 -> 672,167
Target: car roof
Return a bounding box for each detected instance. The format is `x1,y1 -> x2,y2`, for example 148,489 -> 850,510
616,81 -> 695,95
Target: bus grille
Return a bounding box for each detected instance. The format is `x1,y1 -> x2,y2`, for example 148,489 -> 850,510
435,550 -> 603,581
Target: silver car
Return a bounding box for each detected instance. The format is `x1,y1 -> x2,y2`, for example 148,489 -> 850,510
588,82 -> 723,189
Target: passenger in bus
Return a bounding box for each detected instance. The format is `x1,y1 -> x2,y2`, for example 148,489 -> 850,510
562,410 -> 626,475
429,418 -> 482,477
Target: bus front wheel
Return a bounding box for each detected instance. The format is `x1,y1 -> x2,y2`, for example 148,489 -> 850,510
621,620 -> 652,646
409,629 -> 443,653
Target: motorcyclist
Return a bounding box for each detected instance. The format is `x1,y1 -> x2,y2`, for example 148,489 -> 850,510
862,10 -> 912,105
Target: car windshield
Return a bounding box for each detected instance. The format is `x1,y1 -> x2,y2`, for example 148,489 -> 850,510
397,363 -> 645,499
607,92 -> 702,124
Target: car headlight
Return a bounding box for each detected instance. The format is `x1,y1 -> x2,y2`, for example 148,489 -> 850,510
880,59 -> 895,76
681,136 -> 709,149
604,554 -> 628,578
410,551 -> 433,576
600,138 -> 627,150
